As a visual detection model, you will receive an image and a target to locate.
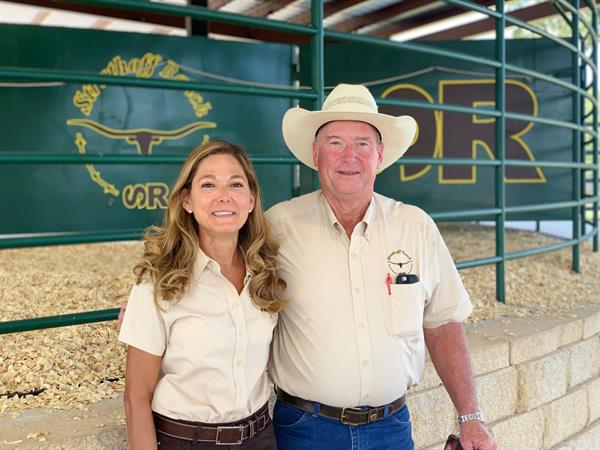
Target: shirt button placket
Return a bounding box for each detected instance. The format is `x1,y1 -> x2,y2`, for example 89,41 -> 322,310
231,290 -> 249,409
349,237 -> 373,404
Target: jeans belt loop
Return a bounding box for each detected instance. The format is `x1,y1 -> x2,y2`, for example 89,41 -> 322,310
313,401 -> 321,418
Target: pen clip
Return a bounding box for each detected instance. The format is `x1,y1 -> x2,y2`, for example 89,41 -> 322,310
386,273 -> 392,296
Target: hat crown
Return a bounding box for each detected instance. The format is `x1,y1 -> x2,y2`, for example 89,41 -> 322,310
282,83 -> 416,172
322,84 -> 378,114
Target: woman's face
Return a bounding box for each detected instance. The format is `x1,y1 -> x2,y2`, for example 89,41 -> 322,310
182,154 -> 255,239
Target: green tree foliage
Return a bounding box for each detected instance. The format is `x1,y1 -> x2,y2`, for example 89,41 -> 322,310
505,0 -> 593,39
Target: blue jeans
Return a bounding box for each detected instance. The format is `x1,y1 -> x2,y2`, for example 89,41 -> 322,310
273,400 -> 414,450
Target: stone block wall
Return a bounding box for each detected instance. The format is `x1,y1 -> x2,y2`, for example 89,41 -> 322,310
415,306 -> 600,450
2,307 -> 598,449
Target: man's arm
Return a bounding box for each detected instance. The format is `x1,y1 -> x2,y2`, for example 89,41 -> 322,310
424,322 -> 496,450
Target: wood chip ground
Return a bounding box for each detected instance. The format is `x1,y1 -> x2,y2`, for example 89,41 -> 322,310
1,224 -> 598,416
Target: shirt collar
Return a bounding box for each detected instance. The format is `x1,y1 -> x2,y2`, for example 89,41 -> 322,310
319,191 -> 342,238
192,246 -> 252,283
362,197 -> 375,241
192,247 -> 212,280
319,190 -> 375,240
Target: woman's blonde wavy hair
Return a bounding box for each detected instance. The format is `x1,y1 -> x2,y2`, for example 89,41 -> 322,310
133,140 -> 286,313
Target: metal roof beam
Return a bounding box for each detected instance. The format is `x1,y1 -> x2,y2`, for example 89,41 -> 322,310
208,0 -> 234,9
367,0 -> 494,38
8,0 -> 235,28
330,0 -> 439,33
10,0 -> 185,27
7,0 -> 308,43
287,0 -> 368,25
412,1 -> 598,41
242,0 -> 297,18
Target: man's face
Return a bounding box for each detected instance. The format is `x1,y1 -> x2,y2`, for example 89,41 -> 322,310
312,120 -> 383,200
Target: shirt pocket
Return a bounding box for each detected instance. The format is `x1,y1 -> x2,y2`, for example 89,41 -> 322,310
384,283 -> 425,337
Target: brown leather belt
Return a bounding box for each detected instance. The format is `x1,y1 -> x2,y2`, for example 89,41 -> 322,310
153,403 -> 271,445
276,389 -> 406,426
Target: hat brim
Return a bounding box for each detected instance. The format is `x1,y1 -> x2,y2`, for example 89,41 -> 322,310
282,108 -> 417,171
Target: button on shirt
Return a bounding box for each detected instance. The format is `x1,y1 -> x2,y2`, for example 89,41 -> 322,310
118,249 -> 277,423
267,191 -> 472,408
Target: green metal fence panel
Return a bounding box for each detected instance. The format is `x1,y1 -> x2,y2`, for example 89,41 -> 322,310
572,0 -> 582,272
0,65 -> 317,99
310,0 -> 324,192
593,6 -> 599,251
324,30 -> 502,68
0,309 -> 120,335
298,38 -> 592,221
0,24 -> 297,234
0,0 -> 598,334
495,0 -> 507,302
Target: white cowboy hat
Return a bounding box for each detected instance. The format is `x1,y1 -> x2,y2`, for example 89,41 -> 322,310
282,83 -> 417,171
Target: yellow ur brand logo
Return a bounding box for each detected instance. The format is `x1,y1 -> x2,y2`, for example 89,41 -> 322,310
380,79 -> 545,185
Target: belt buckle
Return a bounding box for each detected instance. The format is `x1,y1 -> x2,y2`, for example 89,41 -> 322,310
215,425 -> 243,445
340,407 -> 366,426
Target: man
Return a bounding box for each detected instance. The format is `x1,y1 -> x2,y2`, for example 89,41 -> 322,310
266,83 -> 496,450
118,83 -> 496,449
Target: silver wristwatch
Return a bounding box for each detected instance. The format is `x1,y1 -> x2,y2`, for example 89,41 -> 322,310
457,410 -> 484,424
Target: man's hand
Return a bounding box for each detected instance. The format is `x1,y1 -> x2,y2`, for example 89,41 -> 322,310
459,420 -> 496,450
117,300 -> 128,332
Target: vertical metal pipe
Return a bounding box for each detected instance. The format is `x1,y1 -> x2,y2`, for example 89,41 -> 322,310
495,0 -> 506,302
310,0 -> 324,191
593,5 -> 599,252
580,66 -> 586,240
572,0 -> 581,272
310,0 -> 324,107
494,0 -> 506,303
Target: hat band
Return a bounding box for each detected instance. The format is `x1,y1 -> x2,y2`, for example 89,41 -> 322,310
323,95 -> 377,112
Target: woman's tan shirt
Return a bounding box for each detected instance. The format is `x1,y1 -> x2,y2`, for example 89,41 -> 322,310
119,249 -> 277,423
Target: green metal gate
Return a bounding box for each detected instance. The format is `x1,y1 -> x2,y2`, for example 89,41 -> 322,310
0,0 -> 597,334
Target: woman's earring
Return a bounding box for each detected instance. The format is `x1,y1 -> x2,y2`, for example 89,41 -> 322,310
248,208 -> 253,213
187,209 -> 192,214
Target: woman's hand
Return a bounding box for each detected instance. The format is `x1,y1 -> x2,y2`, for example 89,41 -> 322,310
116,300 -> 128,332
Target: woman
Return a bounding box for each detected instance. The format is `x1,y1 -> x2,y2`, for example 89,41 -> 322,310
118,141 -> 286,449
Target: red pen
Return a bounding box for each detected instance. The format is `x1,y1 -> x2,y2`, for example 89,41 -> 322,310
386,273 -> 392,295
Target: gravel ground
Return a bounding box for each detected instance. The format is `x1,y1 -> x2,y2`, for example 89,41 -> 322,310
1,224 -> 598,415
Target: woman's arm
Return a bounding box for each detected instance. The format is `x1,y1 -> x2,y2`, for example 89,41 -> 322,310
124,346 -> 162,450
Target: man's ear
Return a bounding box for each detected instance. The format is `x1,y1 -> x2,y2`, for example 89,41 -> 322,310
312,140 -> 319,169
376,142 -> 384,169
